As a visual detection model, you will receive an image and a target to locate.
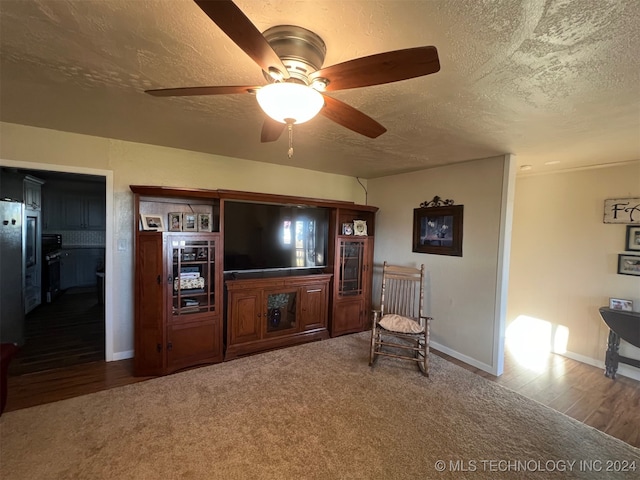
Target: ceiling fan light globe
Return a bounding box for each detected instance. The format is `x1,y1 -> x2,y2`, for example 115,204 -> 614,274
256,83 -> 324,124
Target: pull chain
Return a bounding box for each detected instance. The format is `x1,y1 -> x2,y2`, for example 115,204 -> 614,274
287,122 -> 294,159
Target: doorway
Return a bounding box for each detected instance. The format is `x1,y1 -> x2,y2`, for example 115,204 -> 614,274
2,167 -> 108,375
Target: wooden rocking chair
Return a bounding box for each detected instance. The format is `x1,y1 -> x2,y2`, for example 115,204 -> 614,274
369,262 -> 432,376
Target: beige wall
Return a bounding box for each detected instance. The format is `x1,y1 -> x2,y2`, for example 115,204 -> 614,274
0,122 -> 368,359
368,155 -> 513,373
10,118 -> 630,380
508,161 -> 640,380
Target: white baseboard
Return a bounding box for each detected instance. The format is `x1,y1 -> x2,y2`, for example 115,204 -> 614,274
430,341 -> 498,376
111,350 -> 134,361
431,342 -> 640,382
559,350 -> 640,382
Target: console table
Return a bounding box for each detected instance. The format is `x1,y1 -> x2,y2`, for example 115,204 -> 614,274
598,307 -> 640,379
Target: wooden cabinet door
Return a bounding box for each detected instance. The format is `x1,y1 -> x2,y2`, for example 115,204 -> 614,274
228,289 -> 262,345
167,318 -> 219,372
332,298 -> 364,336
42,189 -> 63,230
73,249 -> 102,286
300,283 -> 327,331
60,250 -> 78,290
24,180 -> 42,210
134,234 -> 166,376
62,193 -> 85,229
60,192 -> 105,230
84,195 -> 106,230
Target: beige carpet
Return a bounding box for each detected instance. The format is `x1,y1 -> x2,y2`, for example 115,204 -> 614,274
1,333 -> 638,479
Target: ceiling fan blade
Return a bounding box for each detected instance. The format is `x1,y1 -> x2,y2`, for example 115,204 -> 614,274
145,85 -> 259,97
310,46 -> 439,91
194,0 -> 289,80
261,117 -> 286,142
320,95 -> 387,138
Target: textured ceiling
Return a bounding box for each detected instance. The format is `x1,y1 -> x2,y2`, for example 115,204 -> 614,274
1,0 -> 639,179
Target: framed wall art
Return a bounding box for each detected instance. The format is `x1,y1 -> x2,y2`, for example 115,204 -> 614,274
625,225 -> 640,251
603,198 -> 640,224
617,253 -> 640,276
412,202 -> 463,256
140,214 -> 165,231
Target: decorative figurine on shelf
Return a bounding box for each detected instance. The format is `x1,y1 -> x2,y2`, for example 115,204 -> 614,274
269,308 -> 281,327
267,293 -> 289,328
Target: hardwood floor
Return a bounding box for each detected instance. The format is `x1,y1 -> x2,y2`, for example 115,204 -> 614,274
4,344 -> 639,448
5,358 -> 152,411
433,348 -> 640,448
9,289 -> 105,375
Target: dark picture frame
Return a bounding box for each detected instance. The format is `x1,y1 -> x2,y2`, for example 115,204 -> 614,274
412,205 -> 463,256
617,253 -> 640,276
625,225 -> 640,252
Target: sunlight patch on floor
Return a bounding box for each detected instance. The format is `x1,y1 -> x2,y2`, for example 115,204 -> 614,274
506,315 -> 569,373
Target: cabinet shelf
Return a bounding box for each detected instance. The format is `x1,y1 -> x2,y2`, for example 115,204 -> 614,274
173,306 -> 203,315
173,289 -> 206,295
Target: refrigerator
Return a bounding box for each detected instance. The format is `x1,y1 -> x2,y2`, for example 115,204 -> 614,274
0,200 -> 25,345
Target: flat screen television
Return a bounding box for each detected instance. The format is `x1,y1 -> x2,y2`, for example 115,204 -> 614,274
223,201 -> 330,273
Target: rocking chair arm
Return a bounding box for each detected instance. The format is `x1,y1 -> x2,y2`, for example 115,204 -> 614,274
419,315 -> 433,328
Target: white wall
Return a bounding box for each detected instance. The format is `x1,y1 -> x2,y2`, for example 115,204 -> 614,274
0,122 -> 368,360
508,161 -> 640,380
368,155 -> 513,374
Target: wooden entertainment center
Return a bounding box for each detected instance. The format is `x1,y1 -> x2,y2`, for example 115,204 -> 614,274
131,186 -> 377,376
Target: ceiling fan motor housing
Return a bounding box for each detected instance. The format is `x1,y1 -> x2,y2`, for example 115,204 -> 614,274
262,25 -> 327,85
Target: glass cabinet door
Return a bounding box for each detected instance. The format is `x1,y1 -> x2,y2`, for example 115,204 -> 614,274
170,235 -> 217,317
265,290 -> 297,334
338,239 -> 364,297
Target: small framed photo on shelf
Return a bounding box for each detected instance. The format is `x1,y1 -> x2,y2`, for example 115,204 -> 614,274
353,220 -> 367,236
182,213 -> 197,232
140,214 -> 165,231
342,223 -> 354,235
625,225 -> 640,251
168,212 -> 182,232
609,298 -> 633,311
198,213 -> 212,232
617,253 -> 640,276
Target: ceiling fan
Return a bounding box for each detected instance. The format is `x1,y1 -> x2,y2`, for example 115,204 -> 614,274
146,0 -> 440,156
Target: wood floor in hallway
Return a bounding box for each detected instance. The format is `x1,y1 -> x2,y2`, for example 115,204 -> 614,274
8,289 -> 105,375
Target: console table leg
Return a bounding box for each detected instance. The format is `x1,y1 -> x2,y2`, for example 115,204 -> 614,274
604,329 -> 620,379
